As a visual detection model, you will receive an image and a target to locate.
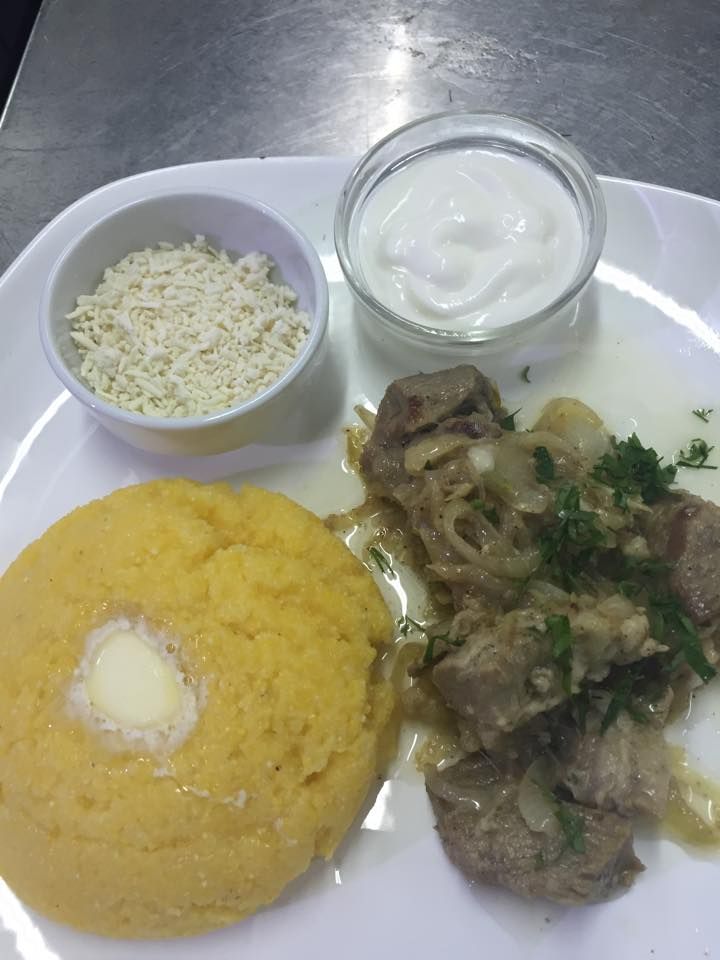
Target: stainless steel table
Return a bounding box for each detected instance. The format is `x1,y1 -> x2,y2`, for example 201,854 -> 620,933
0,0 -> 718,272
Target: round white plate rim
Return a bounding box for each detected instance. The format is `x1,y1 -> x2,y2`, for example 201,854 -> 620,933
1,158 -> 720,960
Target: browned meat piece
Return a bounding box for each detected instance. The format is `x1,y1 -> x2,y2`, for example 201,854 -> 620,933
432,596 -> 665,745
426,755 -> 643,904
558,712 -> 670,818
645,492 -> 720,625
361,365 -> 504,495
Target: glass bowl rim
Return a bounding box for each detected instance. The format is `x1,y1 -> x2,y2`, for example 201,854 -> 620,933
334,109 -> 607,345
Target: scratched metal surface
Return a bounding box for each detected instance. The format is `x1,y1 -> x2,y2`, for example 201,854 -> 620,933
0,0 -> 718,271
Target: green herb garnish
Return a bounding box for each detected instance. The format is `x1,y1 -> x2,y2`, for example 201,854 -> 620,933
677,438 -> 717,470
600,666 -> 647,733
545,614 -> 574,695
592,433 -> 676,507
368,546 -> 395,578
533,446 -> 555,483
534,780 -> 586,854
422,632 -> 448,664
649,594 -> 716,682
622,556 -> 673,578
396,615 -> 464,663
521,365 -> 531,384
616,556 -> 671,597
538,485 -> 606,590
499,408 -> 521,431
422,631 -> 464,664
692,408 -> 713,423
470,499 -> 500,525
617,579 -> 641,598
554,802 -> 586,854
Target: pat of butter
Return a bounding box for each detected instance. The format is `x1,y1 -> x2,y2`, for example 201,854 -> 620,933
85,628 -> 182,729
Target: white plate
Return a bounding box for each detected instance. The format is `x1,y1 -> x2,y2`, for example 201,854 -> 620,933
2,159 -> 720,960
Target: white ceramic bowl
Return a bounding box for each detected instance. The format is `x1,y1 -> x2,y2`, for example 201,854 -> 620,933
39,188 -> 329,455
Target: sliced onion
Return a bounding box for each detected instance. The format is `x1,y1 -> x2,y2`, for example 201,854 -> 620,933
353,404 -> 376,430
440,500 -> 540,578
460,550 -> 538,579
533,398 -> 611,466
528,580 -> 571,605
492,441 -> 552,514
446,482 -> 475,501
484,472 -> 550,515
404,434 -> 474,475
441,500 -> 494,561
517,757 -> 562,836
512,430 -> 575,458
467,443 -> 496,475
425,765 -> 501,815
428,562 -> 510,602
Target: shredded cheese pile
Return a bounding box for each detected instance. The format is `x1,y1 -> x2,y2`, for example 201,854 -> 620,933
68,237 -> 311,417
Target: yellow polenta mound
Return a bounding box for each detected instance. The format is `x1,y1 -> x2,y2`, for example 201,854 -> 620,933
0,480 -> 394,938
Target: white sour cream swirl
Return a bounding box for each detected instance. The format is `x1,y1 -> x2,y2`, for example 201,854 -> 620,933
357,148 -> 583,331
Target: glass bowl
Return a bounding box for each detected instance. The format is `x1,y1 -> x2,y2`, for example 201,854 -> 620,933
334,111 -> 606,347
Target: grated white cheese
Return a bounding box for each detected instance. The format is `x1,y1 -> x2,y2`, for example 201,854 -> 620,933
67,236 -> 311,417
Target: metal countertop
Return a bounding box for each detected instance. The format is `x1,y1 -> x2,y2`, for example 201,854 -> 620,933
0,0 -> 718,271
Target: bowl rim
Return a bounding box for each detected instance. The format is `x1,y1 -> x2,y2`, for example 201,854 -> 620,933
334,108 -> 607,345
39,186 -> 329,430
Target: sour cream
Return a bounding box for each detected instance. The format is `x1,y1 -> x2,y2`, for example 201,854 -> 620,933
357,148 -> 584,331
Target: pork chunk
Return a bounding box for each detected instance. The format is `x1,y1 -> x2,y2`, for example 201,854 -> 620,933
645,492 -> 720,626
361,365 -> 504,496
558,713 -> 670,818
432,596 -> 665,743
426,755 -> 643,905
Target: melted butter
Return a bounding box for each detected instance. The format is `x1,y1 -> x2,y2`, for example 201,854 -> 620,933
663,745 -> 720,848
85,627 -> 182,728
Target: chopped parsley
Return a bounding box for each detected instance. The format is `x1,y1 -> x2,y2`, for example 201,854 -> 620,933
422,631 -> 465,664
692,408 -> 713,423
521,365 -> 531,384
533,445 -> 555,483
554,801 -> 586,854
609,555 -> 715,685
538,485 -> 606,589
545,614 -> 574,695
592,433 -> 676,507
606,554 -> 716,687
499,408 -> 520,431
649,594 -> 716,683
616,556 -> 671,599
470,499 -> 500,525
534,781 -> 586,854
396,615 -> 464,664
600,666 -> 647,733
368,545 -> 395,578
676,438 -> 717,470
